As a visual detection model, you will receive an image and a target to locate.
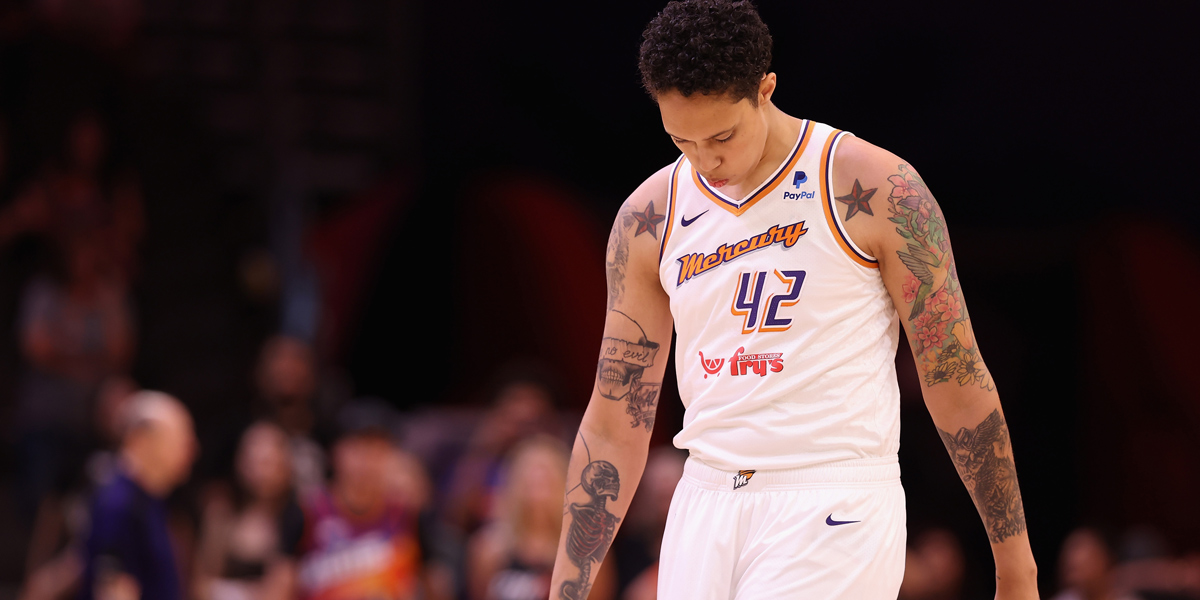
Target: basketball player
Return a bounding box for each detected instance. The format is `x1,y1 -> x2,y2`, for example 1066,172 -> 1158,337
548,1 -> 1039,598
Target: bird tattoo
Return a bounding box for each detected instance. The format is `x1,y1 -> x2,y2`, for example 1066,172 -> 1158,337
896,243 -> 950,320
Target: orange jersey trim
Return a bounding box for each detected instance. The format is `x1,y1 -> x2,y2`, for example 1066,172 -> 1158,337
659,155 -> 685,262
820,131 -> 879,269
691,120 -> 815,217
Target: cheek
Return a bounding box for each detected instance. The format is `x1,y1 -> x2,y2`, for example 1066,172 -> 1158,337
734,137 -> 762,166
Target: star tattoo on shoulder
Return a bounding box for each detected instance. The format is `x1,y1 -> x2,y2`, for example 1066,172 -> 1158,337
835,179 -> 878,221
631,201 -> 666,239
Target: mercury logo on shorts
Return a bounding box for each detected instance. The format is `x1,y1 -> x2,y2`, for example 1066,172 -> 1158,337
733,470 -> 756,490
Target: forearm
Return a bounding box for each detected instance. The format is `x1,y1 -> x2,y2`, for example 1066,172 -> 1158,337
549,408 -> 652,600
925,390 -> 1036,579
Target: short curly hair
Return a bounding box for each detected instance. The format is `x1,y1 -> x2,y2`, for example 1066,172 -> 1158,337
638,0 -> 773,105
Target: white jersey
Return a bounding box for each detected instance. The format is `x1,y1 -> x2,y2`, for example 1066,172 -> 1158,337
656,120 -> 901,471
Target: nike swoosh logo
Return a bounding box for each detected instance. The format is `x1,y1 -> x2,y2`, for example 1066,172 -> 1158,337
826,514 -> 861,526
681,210 -> 708,227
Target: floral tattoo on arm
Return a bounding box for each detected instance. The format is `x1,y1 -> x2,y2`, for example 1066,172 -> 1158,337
887,165 -> 994,390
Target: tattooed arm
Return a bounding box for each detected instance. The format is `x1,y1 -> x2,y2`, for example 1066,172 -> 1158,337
549,166 -> 676,600
833,137 -> 1039,599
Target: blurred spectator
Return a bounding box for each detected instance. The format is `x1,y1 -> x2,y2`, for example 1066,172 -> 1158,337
78,391 -> 197,600
5,114 -> 141,525
19,376 -> 138,600
1108,526 -> 1200,599
13,229 -> 135,520
446,376 -> 562,534
611,447 -> 685,600
385,448 -> 459,600
466,435 -> 569,600
193,421 -> 302,600
255,335 -> 327,500
899,528 -> 966,600
1052,527 -> 1143,600
0,110 -> 143,280
384,449 -> 432,516
288,402 -> 422,600
85,376 -> 140,486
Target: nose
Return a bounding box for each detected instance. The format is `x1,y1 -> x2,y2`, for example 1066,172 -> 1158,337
693,146 -> 721,174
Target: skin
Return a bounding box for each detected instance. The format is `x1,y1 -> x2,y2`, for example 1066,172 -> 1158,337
548,75 -> 1039,599
332,434 -> 395,517
193,422 -> 295,600
121,393 -> 197,498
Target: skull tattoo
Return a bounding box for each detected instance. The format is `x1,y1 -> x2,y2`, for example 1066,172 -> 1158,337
560,459 -> 621,600
597,310 -> 660,402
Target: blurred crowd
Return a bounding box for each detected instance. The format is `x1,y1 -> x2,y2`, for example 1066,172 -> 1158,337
7,313 -> 691,600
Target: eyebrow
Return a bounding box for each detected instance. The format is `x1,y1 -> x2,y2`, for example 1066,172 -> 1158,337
666,127 -> 734,142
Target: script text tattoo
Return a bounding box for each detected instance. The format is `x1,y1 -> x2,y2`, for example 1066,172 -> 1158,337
596,310 -> 662,430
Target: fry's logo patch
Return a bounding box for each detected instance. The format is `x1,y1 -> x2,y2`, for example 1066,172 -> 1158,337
698,347 -> 784,379
675,221 -> 808,286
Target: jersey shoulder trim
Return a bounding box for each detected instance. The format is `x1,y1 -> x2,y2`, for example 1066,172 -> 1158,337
659,154 -> 686,261
820,130 -> 879,269
691,119 -> 814,217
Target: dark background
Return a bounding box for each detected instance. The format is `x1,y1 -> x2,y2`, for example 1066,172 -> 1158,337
1,0 -> 1198,596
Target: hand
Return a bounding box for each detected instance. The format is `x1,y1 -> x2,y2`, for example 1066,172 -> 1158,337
96,573 -> 140,600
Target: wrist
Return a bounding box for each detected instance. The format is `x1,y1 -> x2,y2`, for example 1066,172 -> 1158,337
994,552 -> 1037,583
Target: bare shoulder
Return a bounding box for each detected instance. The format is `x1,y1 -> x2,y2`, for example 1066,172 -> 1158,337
832,135 -> 913,196
618,163 -> 674,224
605,163 -> 676,310
830,135 -> 919,257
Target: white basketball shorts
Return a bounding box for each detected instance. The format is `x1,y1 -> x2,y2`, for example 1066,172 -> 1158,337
657,455 -> 906,599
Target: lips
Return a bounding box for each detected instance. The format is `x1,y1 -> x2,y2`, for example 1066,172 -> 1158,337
707,178 -> 729,188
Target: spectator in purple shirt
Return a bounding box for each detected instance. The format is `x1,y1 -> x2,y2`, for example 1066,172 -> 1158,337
79,391 -> 197,600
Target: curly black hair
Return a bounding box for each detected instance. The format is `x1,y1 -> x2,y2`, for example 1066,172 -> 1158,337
638,0 -> 772,104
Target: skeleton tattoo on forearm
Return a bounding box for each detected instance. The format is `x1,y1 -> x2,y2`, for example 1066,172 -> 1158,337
559,433 -> 621,600
597,310 -> 662,430
937,409 -> 1028,544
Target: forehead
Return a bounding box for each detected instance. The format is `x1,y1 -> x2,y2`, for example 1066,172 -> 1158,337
657,90 -> 752,139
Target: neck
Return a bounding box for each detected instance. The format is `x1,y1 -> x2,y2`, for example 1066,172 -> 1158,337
334,483 -> 384,518
119,451 -> 168,497
726,103 -> 803,199
1082,580 -> 1114,600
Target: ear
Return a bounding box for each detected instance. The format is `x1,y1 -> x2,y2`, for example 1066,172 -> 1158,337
758,73 -> 778,106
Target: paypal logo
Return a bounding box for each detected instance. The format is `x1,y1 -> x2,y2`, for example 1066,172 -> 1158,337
792,171 -> 808,187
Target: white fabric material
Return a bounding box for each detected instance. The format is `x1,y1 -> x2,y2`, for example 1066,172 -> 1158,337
657,456 -> 906,599
658,120 -> 902,472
